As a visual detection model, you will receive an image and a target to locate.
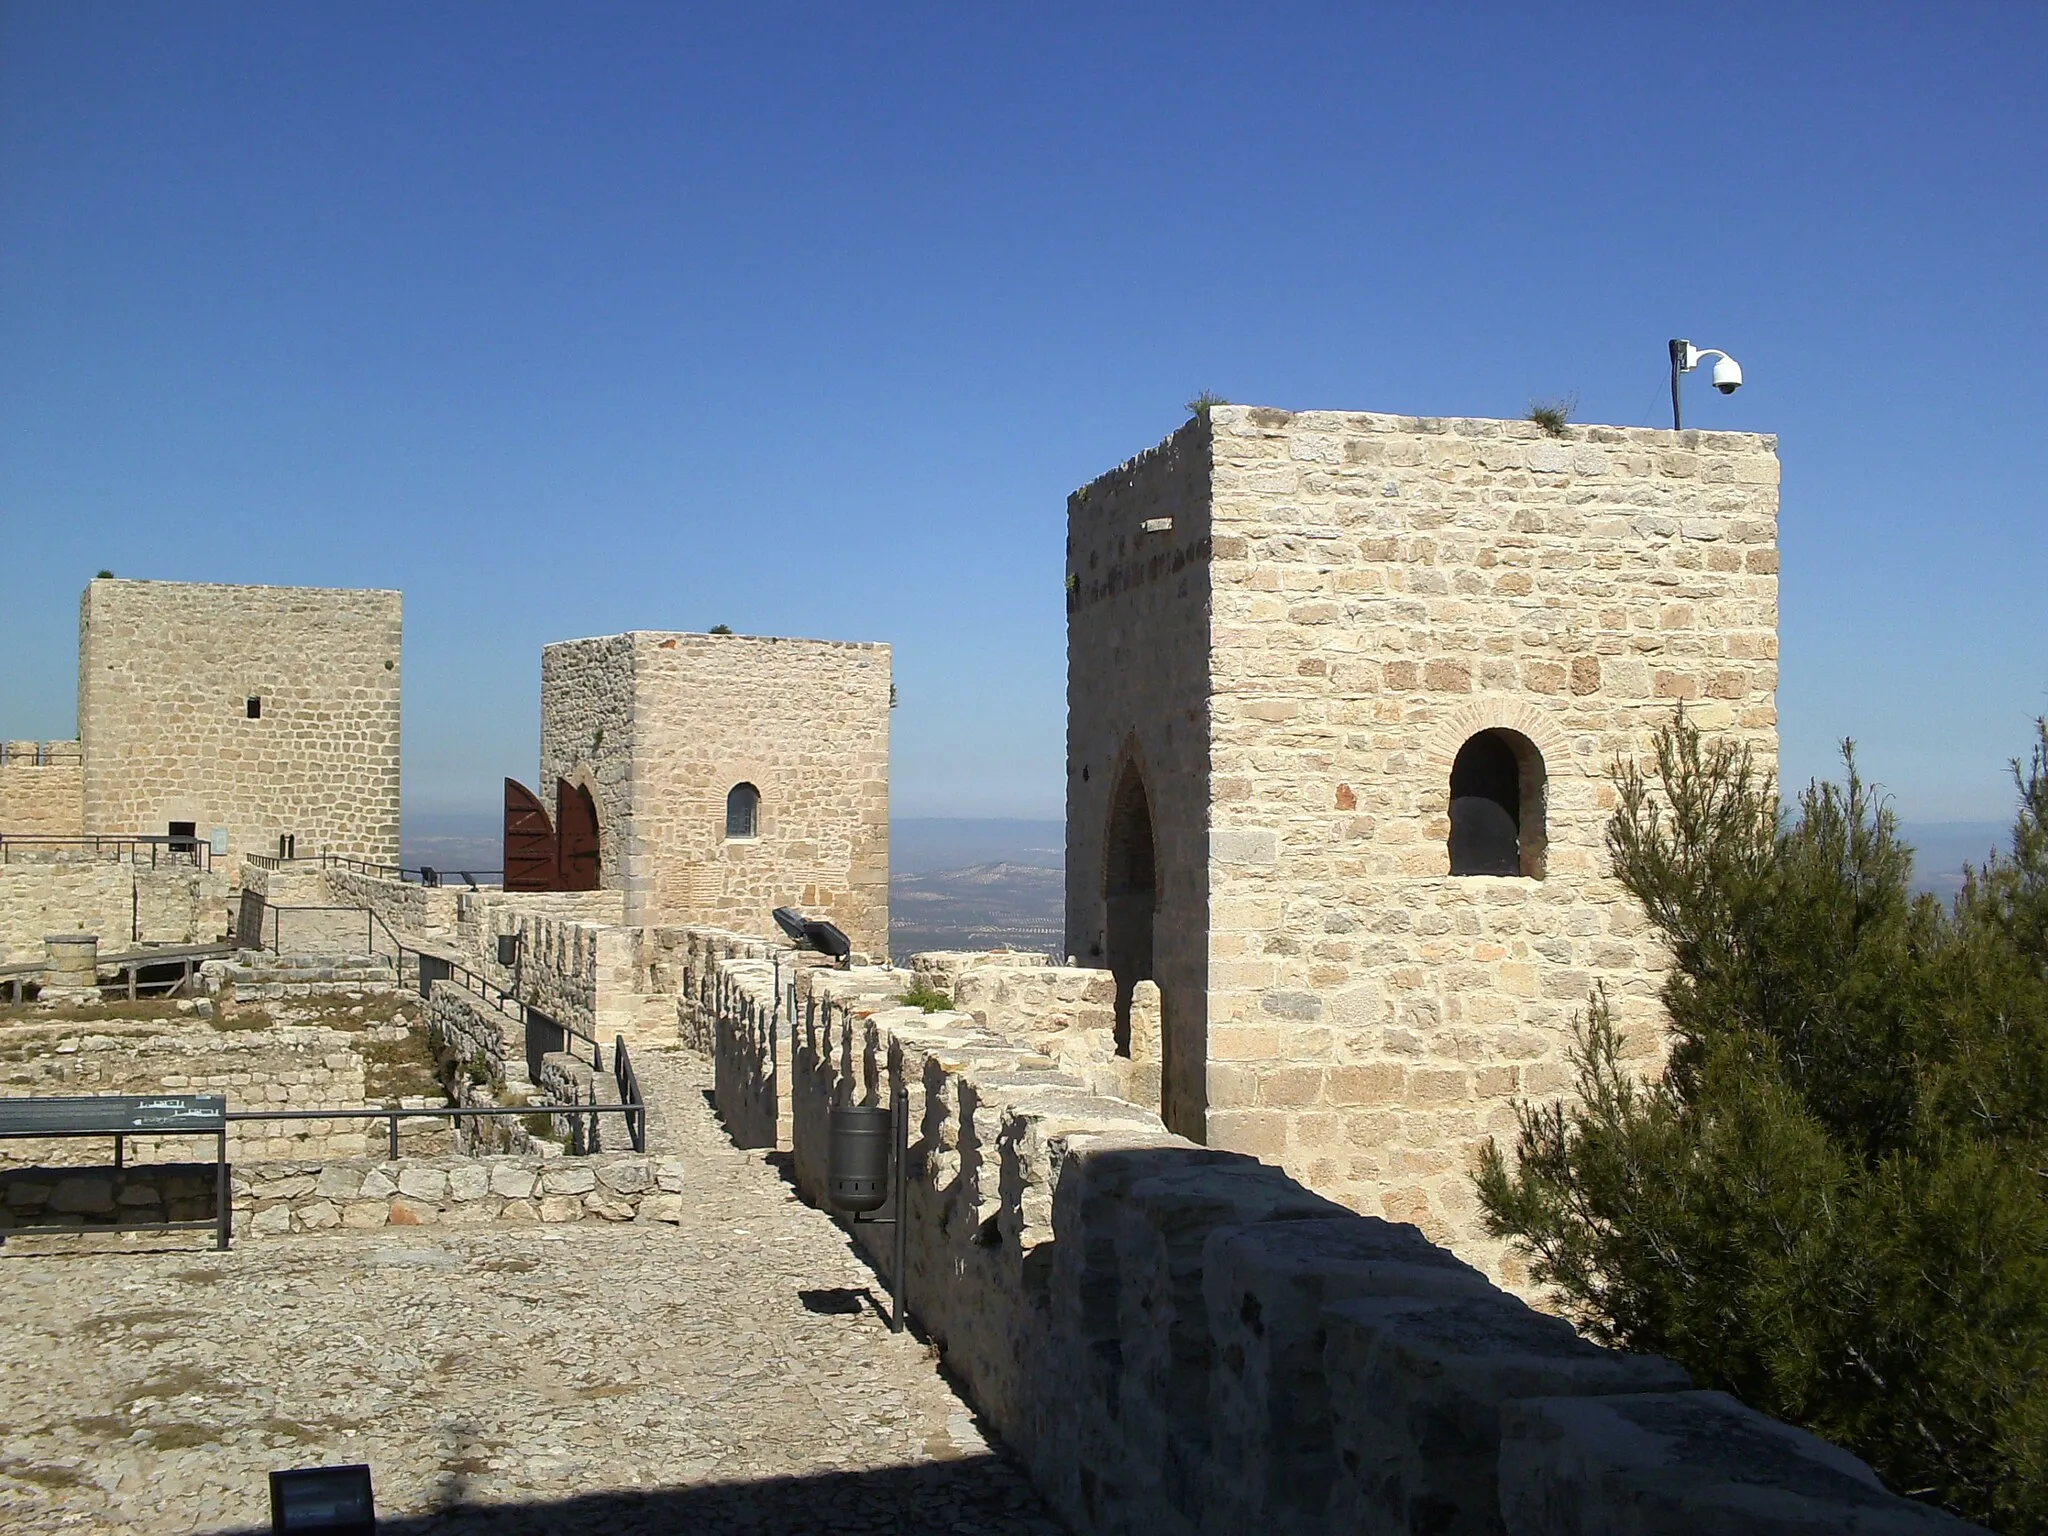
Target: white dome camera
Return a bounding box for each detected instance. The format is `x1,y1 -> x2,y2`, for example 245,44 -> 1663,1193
1668,339 -> 1744,426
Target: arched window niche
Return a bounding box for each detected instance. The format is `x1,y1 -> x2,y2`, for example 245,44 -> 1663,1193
1448,729 -> 1547,878
725,782 -> 760,840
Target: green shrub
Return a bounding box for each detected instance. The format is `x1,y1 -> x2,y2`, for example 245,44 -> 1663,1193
1478,714 -> 2048,1530
898,981 -> 953,1013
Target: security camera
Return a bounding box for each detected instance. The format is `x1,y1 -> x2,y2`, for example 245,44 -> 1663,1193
1667,339 -> 1744,427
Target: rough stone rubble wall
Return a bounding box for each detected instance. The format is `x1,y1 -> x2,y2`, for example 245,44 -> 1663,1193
0,862 -> 229,965
78,578 -> 401,863
685,939 -> 1972,1536
540,631 -> 891,955
0,1020 -> 385,1162
0,742 -> 84,836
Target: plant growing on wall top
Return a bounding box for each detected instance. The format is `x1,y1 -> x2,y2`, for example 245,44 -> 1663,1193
1528,392 -> 1577,436
1186,390 -> 1226,419
708,624 -> 733,635
898,981 -> 952,1013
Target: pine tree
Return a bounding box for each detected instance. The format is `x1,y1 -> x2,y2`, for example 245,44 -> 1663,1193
1478,715 -> 2048,1531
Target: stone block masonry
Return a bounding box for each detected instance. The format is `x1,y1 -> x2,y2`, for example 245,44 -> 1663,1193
0,741 -> 84,835
541,630 -> 890,954
78,578 -> 401,863
0,1151 -> 684,1237
686,938 -> 1977,1535
1067,406 -> 1780,1284
0,860 -> 228,965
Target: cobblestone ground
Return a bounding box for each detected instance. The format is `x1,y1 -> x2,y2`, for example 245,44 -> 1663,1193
0,1045 -> 1066,1535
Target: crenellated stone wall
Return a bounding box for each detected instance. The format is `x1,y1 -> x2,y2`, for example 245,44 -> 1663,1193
1067,407 -> 1782,1283
684,936 -> 1976,1536
0,741 -> 84,836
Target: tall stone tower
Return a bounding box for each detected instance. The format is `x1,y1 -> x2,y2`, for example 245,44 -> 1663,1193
1067,405 -> 1778,1269
539,631 -> 891,955
78,578 -> 402,863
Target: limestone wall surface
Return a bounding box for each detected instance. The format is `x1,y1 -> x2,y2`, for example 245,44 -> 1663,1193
78,579 -> 401,863
540,631 -> 891,953
689,938 -> 1978,1536
0,742 -> 84,836
1067,407 -> 1781,1283
0,861 -> 229,965
1065,419 -> 1215,1139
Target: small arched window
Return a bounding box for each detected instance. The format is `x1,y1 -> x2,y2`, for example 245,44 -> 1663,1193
725,782 -> 760,840
1449,729 -> 1546,878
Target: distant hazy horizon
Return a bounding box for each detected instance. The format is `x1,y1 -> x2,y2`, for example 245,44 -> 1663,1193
400,812 -> 2005,903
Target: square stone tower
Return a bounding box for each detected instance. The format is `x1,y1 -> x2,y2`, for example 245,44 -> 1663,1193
540,631 -> 891,954
78,578 -> 402,863
1067,405 -> 1778,1267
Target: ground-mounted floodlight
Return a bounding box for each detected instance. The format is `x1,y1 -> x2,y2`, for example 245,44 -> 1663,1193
828,1088 -> 909,1333
269,1464 -> 374,1535
1668,339 -> 1742,429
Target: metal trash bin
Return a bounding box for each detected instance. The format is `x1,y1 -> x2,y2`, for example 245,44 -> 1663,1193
828,1104 -> 892,1213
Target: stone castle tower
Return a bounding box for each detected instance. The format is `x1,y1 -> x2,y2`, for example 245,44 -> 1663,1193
539,631 -> 891,955
1066,404 -> 1778,1260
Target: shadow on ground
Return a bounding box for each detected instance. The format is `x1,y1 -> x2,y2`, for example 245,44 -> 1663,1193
213,1455 -> 1064,1535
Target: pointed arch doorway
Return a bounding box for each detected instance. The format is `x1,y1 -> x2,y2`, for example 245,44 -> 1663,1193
1103,760 -> 1157,1059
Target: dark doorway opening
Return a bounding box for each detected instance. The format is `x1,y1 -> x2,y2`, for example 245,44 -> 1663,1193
1103,763 -> 1156,1059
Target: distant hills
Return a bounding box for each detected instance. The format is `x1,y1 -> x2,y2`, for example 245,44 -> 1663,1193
398,813 -> 2003,953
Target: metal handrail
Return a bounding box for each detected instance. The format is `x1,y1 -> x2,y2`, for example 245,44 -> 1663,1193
242,852 -> 501,888
223,1102 -> 646,1160
0,834 -> 212,872
614,1034 -> 646,1152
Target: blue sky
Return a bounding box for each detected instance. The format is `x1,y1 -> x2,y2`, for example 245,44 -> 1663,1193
3,3 -> 2043,824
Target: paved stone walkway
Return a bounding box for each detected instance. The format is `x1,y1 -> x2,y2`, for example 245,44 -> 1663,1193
0,1045 -> 1066,1535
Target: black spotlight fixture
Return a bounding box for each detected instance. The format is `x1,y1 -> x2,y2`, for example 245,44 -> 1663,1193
269,1464 -> 375,1535
772,906 -> 810,946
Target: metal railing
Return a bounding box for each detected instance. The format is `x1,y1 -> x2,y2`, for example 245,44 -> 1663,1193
613,1035 -> 646,1152
223,1102 -> 646,1160
241,852 -> 501,888
0,943 -> 235,1005
0,834 -> 213,872
246,898 -> 645,1154
0,742 -> 82,767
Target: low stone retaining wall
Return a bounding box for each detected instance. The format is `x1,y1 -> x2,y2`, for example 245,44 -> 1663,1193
0,1016 -> 408,1164
689,931 -> 1981,1536
0,1152 -> 685,1238
0,861 -> 228,966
